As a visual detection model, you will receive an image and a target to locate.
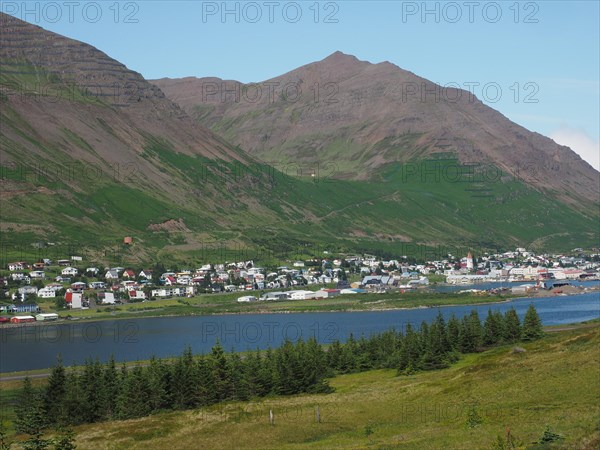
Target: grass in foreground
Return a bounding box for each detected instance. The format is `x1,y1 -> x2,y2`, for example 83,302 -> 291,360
59,324 -> 600,449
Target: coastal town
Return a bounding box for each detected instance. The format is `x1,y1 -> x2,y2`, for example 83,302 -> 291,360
1,247 -> 598,324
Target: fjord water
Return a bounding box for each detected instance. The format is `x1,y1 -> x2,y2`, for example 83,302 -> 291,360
1,292 -> 599,373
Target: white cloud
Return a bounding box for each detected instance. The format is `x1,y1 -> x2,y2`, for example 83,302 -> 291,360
550,127 -> 600,171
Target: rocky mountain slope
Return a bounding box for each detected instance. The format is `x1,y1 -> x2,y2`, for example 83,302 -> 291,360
153,51 -> 599,207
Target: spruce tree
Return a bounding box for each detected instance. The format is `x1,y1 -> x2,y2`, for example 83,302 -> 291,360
420,311 -> 451,370
258,348 -> 276,396
15,378 -> 50,449
80,359 -> 104,423
326,340 -> 343,371
62,371 -> 86,425
503,308 -> 522,342
304,337 -> 331,393
483,309 -> 503,346
447,314 -> 461,351
146,357 -> 169,412
243,350 -> 263,398
274,339 -> 302,395
228,352 -> 250,401
196,355 -> 216,406
209,342 -> 232,401
101,356 -> 119,419
119,366 -> 151,419
171,347 -> 196,410
355,335 -> 374,371
399,323 -> 421,373
459,315 -> 474,353
469,310 -> 483,350
339,334 -> 358,373
522,304 -> 543,341
15,378 -> 47,435
493,311 -> 506,343
44,356 -> 67,426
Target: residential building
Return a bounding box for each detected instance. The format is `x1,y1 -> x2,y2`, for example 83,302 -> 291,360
37,287 -> 56,298
61,267 -> 78,276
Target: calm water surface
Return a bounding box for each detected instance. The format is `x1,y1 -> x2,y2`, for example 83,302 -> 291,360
1,291 -> 598,372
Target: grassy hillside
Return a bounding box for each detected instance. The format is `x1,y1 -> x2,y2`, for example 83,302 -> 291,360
29,323 -> 596,449
1,152 -> 598,266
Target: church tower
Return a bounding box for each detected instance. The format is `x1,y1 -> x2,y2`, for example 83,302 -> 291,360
466,251 -> 474,271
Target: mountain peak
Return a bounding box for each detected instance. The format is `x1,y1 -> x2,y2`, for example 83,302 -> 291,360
320,51 -> 368,67
323,50 -> 360,61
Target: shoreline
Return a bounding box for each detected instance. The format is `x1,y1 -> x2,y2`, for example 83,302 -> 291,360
1,287 -> 597,328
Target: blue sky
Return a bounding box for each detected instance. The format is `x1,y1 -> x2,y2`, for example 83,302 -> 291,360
3,1 -> 599,169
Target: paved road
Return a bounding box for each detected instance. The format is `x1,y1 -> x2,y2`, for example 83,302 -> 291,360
0,372 -> 51,381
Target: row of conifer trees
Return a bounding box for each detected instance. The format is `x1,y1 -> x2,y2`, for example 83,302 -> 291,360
14,305 -> 543,431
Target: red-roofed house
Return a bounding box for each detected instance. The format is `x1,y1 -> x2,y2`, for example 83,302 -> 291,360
129,290 -> 146,300
65,291 -> 83,309
164,276 -> 177,286
122,269 -> 136,279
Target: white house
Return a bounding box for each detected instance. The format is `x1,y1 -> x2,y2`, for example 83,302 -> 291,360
128,290 -> 146,301
151,287 -> 183,298
45,283 -> 63,292
66,292 -> 83,309
289,290 -> 316,300
554,269 -> 585,280
11,273 -> 28,281
98,292 -> 116,305
86,267 -> 100,276
139,269 -> 153,279
314,289 -> 340,299
446,274 -> 489,284
105,270 -> 119,280
237,295 -> 257,302
185,286 -> 197,297
511,284 -> 535,294
61,267 -> 78,276
177,275 -> 191,285
71,282 -> 86,291
247,267 -> 264,276
29,270 -> 45,279
18,285 -> 37,294
37,287 -> 56,298
8,262 -> 26,271
260,291 -> 289,301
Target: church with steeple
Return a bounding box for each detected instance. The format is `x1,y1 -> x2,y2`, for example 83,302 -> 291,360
466,251 -> 474,271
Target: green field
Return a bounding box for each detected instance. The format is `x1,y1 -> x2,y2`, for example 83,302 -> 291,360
28,289 -> 512,322
2,323 -> 594,449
